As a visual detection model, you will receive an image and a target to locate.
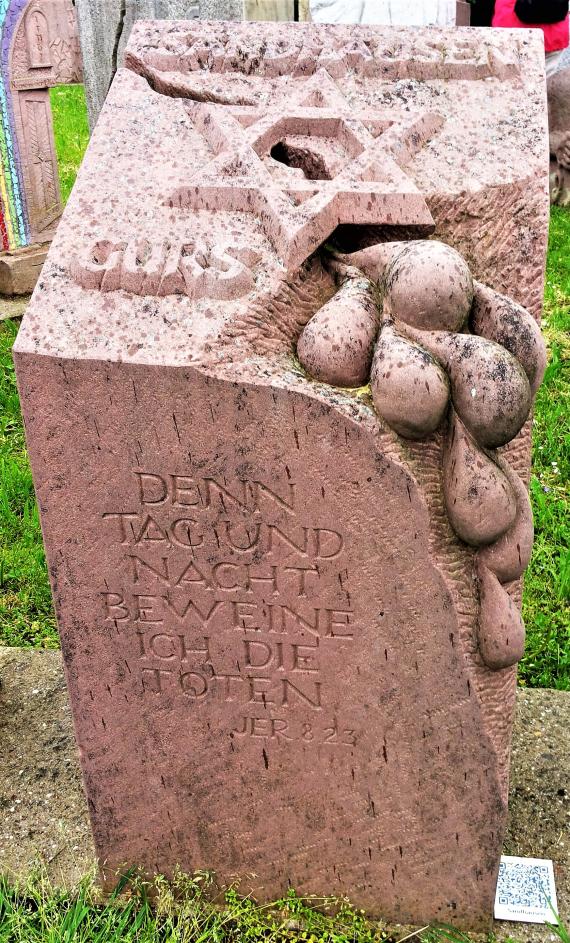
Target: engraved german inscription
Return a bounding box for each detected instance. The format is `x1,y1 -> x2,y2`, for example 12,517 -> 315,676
101,470 -> 358,745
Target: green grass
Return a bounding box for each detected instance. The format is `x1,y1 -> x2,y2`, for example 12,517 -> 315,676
0,84 -> 89,647
0,870 -> 401,943
49,84 -> 90,205
520,206 -> 570,690
0,868 -> 544,943
0,319 -> 57,648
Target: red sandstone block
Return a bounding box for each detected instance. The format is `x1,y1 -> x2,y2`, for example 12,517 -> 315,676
13,21 -> 548,930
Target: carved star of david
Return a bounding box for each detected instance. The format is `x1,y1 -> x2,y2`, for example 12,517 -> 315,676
166,69 -> 442,270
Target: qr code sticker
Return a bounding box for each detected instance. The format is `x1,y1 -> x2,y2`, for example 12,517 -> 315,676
494,856 -> 558,923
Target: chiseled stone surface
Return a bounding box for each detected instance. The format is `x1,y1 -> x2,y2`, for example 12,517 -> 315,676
13,22 -> 548,929
0,647 -> 568,941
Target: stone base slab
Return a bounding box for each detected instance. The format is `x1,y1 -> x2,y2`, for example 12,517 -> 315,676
0,645 -> 567,940
0,294 -> 30,321
0,245 -> 49,297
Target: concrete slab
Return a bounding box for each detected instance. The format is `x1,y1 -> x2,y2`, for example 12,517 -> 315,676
0,645 -> 568,940
0,246 -> 49,297
498,688 -> 570,941
0,295 -> 30,321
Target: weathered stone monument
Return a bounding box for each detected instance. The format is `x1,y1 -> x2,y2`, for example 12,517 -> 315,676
0,0 -> 82,293
14,21 -> 548,929
548,66 -> 570,206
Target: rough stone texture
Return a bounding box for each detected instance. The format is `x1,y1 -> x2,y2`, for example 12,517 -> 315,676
75,1 -> 200,129
198,0 -> 242,20
297,276 -> 379,385
199,0 -> 244,20
0,0 -> 82,253
0,243 -> 48,295
13,22 -> 549,930
0,647 -> 568,941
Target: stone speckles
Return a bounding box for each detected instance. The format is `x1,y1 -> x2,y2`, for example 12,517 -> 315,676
477,563 -> 526,670
296,236 -> 544,679
383,240 -> 474,332
443,412 -> 517,547
297,276 -> 379,387
370,323 -> 449,439
12,19 -> 549,931
335,242 -> 406,284
403,327 -> 532,449
471,281 -> 547,395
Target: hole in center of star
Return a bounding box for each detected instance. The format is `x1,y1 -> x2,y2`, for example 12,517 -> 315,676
270,140 -> 332,181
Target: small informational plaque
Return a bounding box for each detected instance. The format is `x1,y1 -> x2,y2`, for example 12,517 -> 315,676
495,856 -> 558,924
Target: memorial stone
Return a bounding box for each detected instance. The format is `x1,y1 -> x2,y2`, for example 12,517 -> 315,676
0,0 -> 82,264
14,21 -> 548,930
548,66 -> 570,206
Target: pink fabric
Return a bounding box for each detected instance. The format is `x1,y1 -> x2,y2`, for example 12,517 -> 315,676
493,0 -> 569,51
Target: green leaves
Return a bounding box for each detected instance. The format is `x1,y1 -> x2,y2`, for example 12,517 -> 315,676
0,871 -> 390,943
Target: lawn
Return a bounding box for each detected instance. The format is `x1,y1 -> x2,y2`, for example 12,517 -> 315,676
1,868 -> 557,943
50,85 -> 90,205
520,207 -> 570,689
0,319 -> 57,648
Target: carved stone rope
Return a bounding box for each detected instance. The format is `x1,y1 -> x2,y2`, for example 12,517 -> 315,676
297,239 -> 546,672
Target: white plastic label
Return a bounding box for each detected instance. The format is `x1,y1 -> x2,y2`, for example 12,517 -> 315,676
495,855 -> 558,924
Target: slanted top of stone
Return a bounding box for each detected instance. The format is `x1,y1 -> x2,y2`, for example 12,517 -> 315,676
14,22 -> 547,368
